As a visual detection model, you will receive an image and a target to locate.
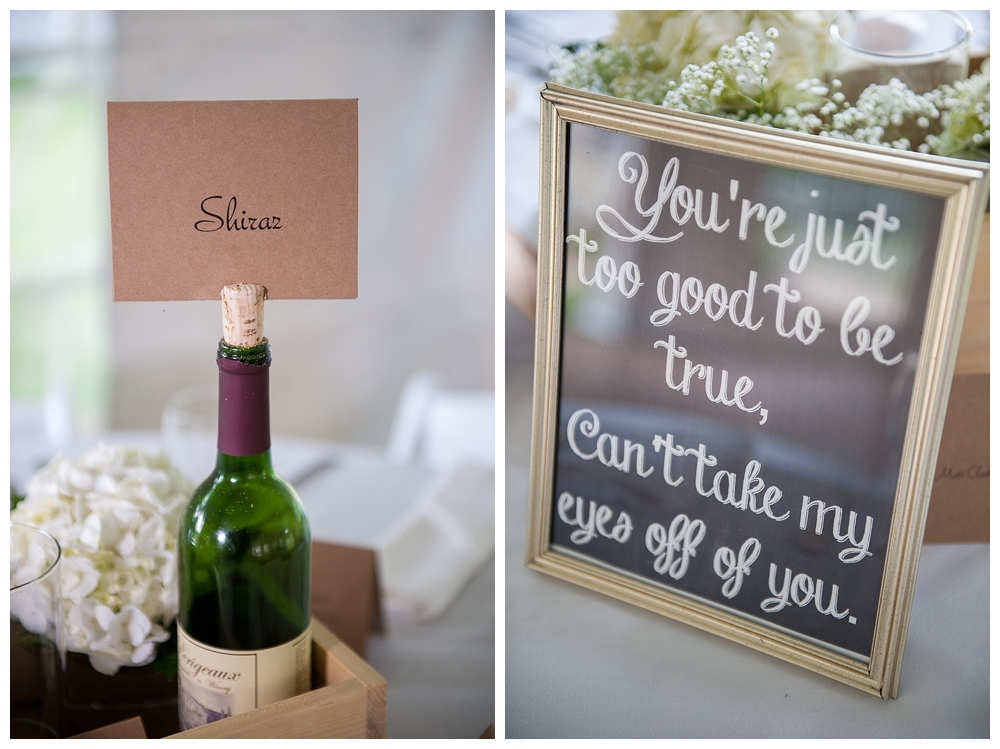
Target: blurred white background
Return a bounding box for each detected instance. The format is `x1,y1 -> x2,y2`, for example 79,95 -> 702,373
11,10 -> 494,459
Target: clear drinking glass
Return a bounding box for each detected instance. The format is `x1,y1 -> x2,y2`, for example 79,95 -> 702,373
162,382 -> 219,484
10,523 -> 65,738
829,10 -> 973,101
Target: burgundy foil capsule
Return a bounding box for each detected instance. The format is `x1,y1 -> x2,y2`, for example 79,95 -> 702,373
217,357 -> 271,456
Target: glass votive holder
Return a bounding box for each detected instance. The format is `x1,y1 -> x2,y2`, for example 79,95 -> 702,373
829,10 -> 973,101
10,523 -> 65,738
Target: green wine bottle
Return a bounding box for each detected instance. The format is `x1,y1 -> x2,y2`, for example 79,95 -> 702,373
177,284 -> 311,731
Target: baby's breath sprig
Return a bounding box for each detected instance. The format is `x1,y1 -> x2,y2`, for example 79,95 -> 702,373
662,29 -> 783,118
771,77 -> 942,152
550,41 -> 677,105
922,61 -> 991,157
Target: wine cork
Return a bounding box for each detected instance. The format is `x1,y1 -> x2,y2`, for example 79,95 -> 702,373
221,283 -> 267,346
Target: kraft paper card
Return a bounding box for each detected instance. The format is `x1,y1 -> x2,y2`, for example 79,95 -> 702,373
925,373 -> 989,543
108,99 -> 357,300
311,540 -> 384,657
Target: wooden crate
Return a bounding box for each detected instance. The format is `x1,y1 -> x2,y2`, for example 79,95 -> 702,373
166,618 -> 386,739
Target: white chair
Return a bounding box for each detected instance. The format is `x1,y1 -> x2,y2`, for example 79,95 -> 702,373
386,371 -> 494,470
379,372 -> 496,621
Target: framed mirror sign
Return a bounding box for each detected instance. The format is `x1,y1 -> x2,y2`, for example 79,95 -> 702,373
525,83 -> 989,699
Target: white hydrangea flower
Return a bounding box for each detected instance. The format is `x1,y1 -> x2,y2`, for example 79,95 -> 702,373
611,10 -> 837,108
10,445 -> 193,675
11,584 -> 56,636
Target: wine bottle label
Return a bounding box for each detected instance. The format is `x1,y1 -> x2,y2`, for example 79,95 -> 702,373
177,623 -> 311,731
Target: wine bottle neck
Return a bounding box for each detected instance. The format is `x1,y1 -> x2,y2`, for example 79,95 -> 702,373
216,340 -> 272,457
214,450 -> 274,474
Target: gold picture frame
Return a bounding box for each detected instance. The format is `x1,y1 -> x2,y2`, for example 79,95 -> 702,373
526,83 -> 988,699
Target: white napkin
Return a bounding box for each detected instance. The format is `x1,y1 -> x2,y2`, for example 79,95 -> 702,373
377,462 -> 495,622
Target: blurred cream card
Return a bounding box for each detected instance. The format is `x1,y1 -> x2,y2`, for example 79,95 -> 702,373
108,99 -> 357,300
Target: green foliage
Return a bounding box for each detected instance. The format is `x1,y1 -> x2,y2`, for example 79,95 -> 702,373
149,622 -> 178,681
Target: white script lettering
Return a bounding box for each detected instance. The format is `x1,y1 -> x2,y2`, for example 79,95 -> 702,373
645,513 -> 706,579
839,296 -> 903,365
649,269 -> 762,331
596,153 -> 729,243
799,495 -> 874,563
761,564 -> 854,622
713,537 -> 762,599
654,336 -> 769,424
650,435 -> 789,522
567,408 -> 656,477
556,492 -> 633,545
567,228 -> 642,298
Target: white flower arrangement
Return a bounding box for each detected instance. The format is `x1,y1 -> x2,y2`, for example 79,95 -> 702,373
10,445 -> 193,675
551,11 -> 989,159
